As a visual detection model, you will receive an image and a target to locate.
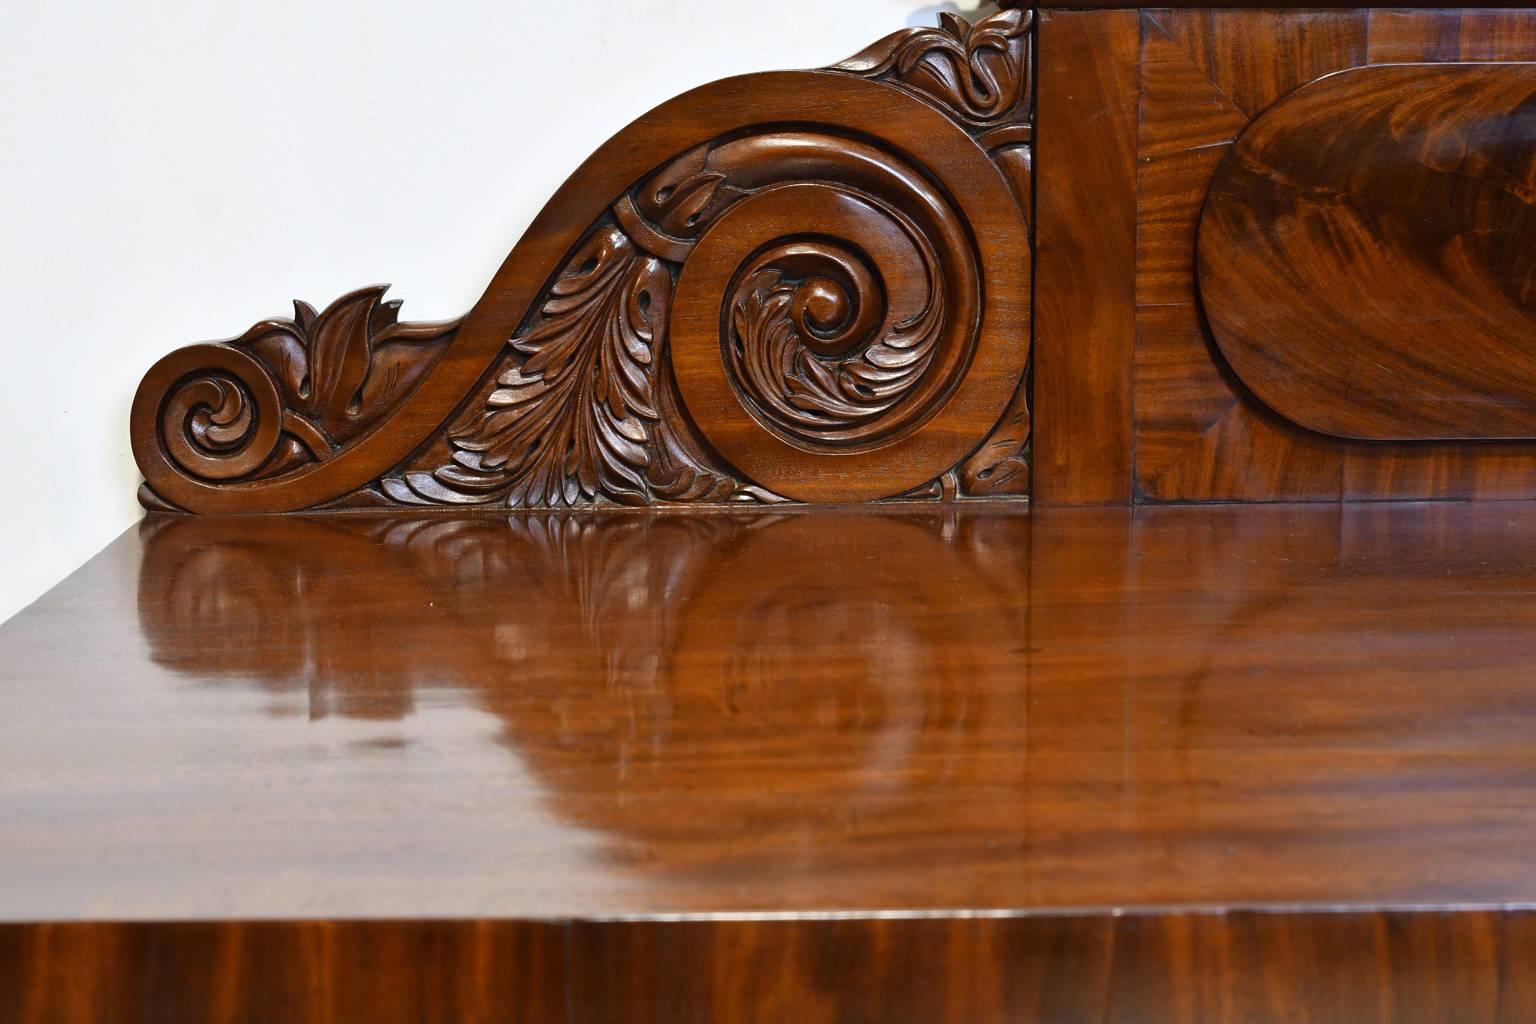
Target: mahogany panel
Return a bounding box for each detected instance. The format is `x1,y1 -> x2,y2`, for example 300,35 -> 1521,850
1135,303 -> 1341,498
1200,63 -> 1536,441
567,911 -> 1536,1023
1135,16 -> 1247,310
1367,8 -> 1536,62
1147,8 -> 1368,119
1344,8 -> 1536,498
1033,9 -> 1138,505
1121,7 -> 1536,503
0,921 -> 568,1024
1133,9 -> 1360,502
1341,441 -> 1536,502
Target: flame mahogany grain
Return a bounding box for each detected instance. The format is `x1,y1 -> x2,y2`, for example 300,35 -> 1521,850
1199,63 -> 1536,441
1032,5 -> 1536,504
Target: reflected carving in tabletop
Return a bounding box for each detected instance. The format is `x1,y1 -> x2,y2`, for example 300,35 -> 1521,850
135,510 -> 1036,887
98,503 -> 1536,915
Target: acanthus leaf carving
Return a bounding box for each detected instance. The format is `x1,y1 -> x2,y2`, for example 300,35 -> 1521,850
383,224 -> 769,509
647,359 -> 776,504
958,379 -> 1031,498
729,257 -> 941,440
386,228 -> 669,507
834,7 -> 1033,130
241,285 -> 458,456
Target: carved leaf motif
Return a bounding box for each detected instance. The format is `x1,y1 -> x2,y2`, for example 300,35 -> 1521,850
239,285 -> 457,451
835,7 -> 1032,127
138,285 -> 458,505
729,265 -> 941,438
387,228 -> 671,507
633,144 -> 742,239
648,360 -> 753,504
959,400 -> 1030,498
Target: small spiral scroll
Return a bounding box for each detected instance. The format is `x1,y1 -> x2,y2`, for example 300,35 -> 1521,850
133,287 -> 458,512
660,128 -> 998,499
151,346 -> 286,483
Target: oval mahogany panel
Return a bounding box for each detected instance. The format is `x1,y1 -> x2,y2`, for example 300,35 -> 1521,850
1198,63 -> 1536,440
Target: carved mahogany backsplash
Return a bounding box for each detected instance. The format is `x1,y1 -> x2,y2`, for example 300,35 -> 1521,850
131,7 -> 1034,513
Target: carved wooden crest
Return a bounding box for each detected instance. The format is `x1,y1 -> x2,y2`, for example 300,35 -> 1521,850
131,8 -> 1034,513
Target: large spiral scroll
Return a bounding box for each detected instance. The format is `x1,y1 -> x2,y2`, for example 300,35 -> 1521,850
131,8 -> 1033,512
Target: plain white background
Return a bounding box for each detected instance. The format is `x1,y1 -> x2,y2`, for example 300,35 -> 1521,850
0,0 -> 973,623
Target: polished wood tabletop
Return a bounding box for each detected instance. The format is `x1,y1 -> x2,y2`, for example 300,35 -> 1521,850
5,502 -> 1536,1020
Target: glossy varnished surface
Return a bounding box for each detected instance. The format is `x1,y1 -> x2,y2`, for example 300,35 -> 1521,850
1033,9 -> 1138,505
7,504 -> 1536,1019
5,503 -> 1536,920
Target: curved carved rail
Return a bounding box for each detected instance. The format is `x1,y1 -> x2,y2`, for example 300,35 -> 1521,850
131,7 -> 1034,513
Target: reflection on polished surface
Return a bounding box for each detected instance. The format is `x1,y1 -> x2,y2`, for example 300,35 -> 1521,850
3,503 -> 1536,921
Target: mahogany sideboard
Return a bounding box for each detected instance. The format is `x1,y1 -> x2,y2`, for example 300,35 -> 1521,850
5,2 -> 1536,1021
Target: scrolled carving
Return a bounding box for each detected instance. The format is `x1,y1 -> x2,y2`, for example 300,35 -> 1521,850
663,131 -> 975,459
836,7 -> 1033,130
727,238 -> 937,444
130,10 -> 1032,513
661,130 -> 1005,501
391,109 -> 1019,505
152,345 -> 286,484
134,286 -> 459,510
666,135 -> 989,497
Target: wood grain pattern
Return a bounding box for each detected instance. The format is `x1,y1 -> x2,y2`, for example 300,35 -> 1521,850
130,10 -> 1033,513
1032,9 -> 1138,505
0,921 -> 569,1024
1200,63 -> 1536,441
1344,8 -> 1536,498
7,911 -> 1535,1024
8,501 -> 1536,1017
1111,7 -> 1536,504
1132,8 -> 1363,503
1367,8 -> 1536,62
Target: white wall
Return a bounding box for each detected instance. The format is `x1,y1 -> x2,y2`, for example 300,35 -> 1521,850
0,0 -> 975,623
